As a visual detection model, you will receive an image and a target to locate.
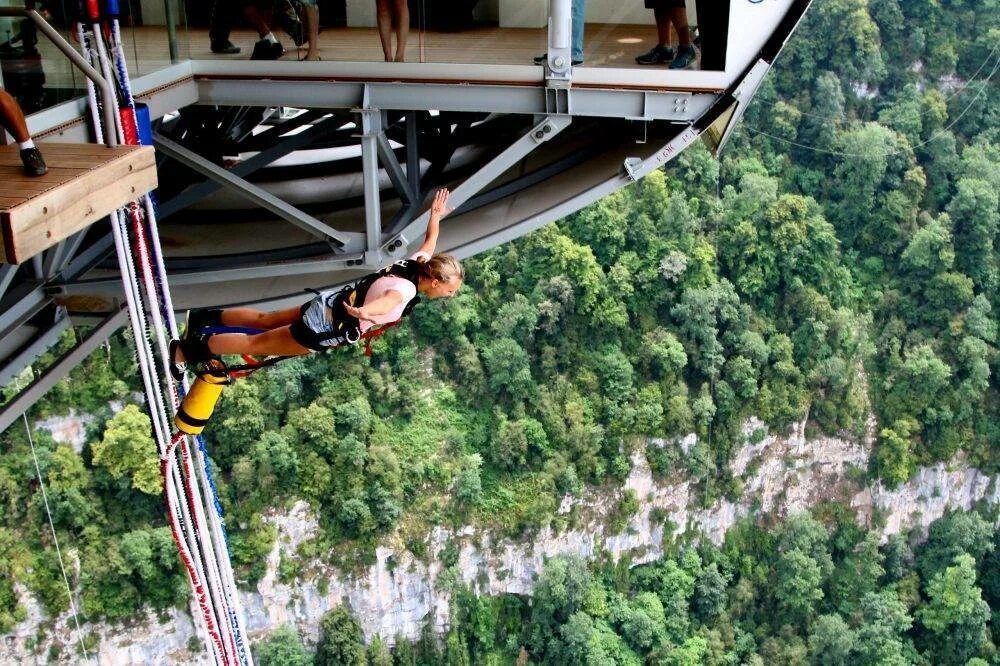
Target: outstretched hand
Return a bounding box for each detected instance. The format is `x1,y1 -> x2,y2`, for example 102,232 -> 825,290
430,188 -> 452,218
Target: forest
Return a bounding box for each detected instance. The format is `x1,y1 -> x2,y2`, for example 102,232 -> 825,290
0,0 -> 997,662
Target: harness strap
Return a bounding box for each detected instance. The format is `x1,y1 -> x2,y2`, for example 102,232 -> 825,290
360,319 -> 402,357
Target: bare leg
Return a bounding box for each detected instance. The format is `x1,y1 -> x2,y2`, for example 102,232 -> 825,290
654,7 -> 670,47
670,7 -> 689,47
220,306 -> 303,330
392,0 -> 409,62
304,5 -> 320,59
376,0 -> 393,61
208,325 -> 312,356
0,90 -> 31,143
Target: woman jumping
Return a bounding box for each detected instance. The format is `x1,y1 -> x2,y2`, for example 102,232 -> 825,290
170,189 -> 462,379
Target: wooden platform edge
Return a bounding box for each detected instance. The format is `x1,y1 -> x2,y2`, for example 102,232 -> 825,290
1,146 -> 157,265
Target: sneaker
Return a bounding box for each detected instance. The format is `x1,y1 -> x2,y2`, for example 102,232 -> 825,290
669,45 -> 696,69
211,39 -> 241,54
169,339 -> 187,381
20,147 -> 47,176
251,38 -> 284,60
635,45 -> 674,65
532,52 -> 583,66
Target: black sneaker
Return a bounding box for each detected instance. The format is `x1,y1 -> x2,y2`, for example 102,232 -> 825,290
533,52 -> 583,66
20,147 -> 47,176
169,339 -> 187,381
211,39 -> 241,54
669,45 -> 696,69
635,45 -> 674,65
251,38 -> 284,60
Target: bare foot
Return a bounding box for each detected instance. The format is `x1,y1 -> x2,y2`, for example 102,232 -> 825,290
305,52 -> 321,61
394,53 -> 405,62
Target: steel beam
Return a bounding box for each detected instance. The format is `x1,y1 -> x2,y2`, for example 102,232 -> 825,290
0,284 -> 48,337
0,308 -> 70,388
154,135 -> 349,247
158,113 -> 345,218
0,265 -> 17,301
0,308 -> 126,434
546,0 -> 573,84
357,98 -> 383,258
376,130 -> 415,206
195,78 -> 719,122
390,114 -> 571,257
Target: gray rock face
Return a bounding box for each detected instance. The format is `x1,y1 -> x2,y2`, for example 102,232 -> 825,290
3,419 -> 997,664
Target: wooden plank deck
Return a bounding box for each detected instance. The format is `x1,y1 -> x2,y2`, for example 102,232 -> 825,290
0,143 -> 157,264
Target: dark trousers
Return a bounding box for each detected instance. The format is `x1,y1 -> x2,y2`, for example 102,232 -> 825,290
210,0 -> 241,43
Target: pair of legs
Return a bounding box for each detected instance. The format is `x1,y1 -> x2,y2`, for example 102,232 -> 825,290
205,306 -> 311,357
654,6 -> 690,51
302,2 -> 321,60
376,0 -> 408,62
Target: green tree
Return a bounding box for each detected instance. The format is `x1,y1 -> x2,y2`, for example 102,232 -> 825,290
314,606 -> 365,666
918,554 -> 991,664
91,405 -> 161,495
254,624 -> 311,666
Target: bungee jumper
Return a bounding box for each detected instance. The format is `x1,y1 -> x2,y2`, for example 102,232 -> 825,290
169,188 -> 462,384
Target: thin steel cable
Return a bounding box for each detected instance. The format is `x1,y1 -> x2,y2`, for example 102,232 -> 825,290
22,414 -> 91,664
744,54 -> 999,158
769,42 -> 1000,124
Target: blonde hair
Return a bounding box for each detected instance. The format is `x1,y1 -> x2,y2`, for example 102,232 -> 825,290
419,253 -> 464,283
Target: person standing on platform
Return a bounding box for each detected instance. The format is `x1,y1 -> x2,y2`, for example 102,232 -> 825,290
634,0 -> 696,68
208,0 -> 286,59
376,0 -> 409,62
0,89 -> 46,176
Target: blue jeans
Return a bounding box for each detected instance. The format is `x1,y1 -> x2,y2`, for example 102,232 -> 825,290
572,0 -> 585,62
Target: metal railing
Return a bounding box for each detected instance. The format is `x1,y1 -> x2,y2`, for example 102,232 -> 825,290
0,7 -> 118,145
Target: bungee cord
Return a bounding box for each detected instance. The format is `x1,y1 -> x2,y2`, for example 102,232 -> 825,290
73,3 -> 253,662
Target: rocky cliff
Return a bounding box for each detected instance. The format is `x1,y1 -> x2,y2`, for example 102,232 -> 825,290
4,419 -> 998,664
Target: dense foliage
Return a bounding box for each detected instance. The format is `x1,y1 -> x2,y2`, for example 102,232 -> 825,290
0,0 -> 996,657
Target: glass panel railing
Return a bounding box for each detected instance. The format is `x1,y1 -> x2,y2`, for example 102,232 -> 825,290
0,1 -> 87,115
122,0 -> 190,75
413,0 -> 546,67
572,0 -> 726,72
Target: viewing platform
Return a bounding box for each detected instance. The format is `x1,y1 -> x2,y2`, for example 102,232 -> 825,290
0,143 -> 157,264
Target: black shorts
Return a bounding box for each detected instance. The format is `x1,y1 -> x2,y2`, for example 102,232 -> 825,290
288,296 -> 358,351
644,0 -> 686,8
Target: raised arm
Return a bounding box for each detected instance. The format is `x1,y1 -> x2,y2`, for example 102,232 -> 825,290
415,188 -> 451,259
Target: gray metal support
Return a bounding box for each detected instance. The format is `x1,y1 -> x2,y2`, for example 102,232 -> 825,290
41,240 -> 67,277
358,98 -> 383,260
376,127 -> 415,205
0,9 -> 118,146
406,112 -> 420,195
0,308 -> 70,388
158,112 -> 344,218
0,285 -> 48,335
0,265 -> 16,301
154,135 -> 349,248
546,0 -> 573,85
391,114 -> 572,256
0,308 -> 126,434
